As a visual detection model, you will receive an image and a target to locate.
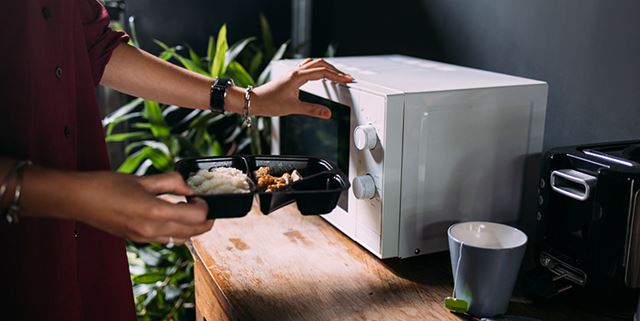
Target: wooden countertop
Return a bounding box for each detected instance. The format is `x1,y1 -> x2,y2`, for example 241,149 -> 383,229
189,204 -> 625,321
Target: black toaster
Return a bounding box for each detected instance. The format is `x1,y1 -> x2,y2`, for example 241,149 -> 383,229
535,140 -> 640,295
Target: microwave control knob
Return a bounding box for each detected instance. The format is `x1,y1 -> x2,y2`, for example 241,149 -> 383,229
354,125 -> 378,150
353,175 -> 376,199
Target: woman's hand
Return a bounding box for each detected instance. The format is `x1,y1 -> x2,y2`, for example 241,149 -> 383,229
20,167 -> 212,246
250,58 -> 354,119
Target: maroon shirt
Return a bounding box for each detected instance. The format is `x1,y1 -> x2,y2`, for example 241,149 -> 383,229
0,0 -> 135,320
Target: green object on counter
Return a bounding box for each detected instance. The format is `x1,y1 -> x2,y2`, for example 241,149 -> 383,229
444,296 -> 469,313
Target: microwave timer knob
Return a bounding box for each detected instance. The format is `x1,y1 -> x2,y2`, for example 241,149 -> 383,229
354,125 -> 378,150
353,174 -> 376,199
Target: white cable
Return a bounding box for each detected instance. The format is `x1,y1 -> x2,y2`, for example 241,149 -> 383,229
452,241 -> 464,298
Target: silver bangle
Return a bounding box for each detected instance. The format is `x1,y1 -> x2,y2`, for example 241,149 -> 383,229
0,164 -> 16,202
243,86 -> 253,128
3,160 -> 31,224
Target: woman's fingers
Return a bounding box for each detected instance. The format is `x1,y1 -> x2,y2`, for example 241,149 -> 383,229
302,58 -> 346,76
139,172 -> 193,196
296,102 -> 332,119
156,196 -> 209,225
156,236 -> 188,246
155,219 -> 214,239
298,57 -> 313,66
293,67 -> 353,87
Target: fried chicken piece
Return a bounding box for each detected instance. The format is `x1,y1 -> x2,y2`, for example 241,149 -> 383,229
254,166 -> 270,179
257,175 -> 278,188
254,166 -> 303,192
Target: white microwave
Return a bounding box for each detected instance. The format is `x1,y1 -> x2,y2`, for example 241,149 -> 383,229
270,55 -> 547,258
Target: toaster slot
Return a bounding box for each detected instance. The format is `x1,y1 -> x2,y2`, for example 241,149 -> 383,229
550,169 -> 597,201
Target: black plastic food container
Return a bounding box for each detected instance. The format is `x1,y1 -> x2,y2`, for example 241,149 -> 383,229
175,155 -> 350,219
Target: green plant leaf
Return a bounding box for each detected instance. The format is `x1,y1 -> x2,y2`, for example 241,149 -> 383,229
248,50 -> 263,78
142,289 -> 158,307
132,122 -> 152,130
102,97 -> 144,127
175,136 -> 199,157
153,39 -> 172,51
158,50 -> 173,61
227,61 -> 255,87
207,35 -> 216,65
106,131 -> 152,142
225,37 -> 255,70
154,40 -> 208,75
211,24 -> 229,77
257,41 -> 289,85
259,14 -> 275,59
133,273 -> 166,285
189,111 -> 218,129
133,284 -> 153,297
143,100 -> 171,139
163,285 -> 181,301
143,100 -> 163,122
138,245 -> 162,266
128,16 -> 140,48
125,140 -> 171,157
187,45 -> 203,70
162,105 -> 181,117
169,136 -> 181,156
124,141 -> 145,155
146,146 -> 174,172
135,159 -> 153,176
271,41 -> 289,61
172,109 -> 204,130
106,112 -> 142,136
117,148 -> 148,173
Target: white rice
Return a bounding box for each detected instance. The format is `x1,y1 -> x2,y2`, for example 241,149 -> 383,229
187,167 -> 250,195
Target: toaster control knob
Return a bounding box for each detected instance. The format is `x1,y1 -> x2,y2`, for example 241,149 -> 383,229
354,125 -> 378,150
353,175 -> 376,199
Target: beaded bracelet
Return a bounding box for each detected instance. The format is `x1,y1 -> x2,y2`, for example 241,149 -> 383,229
243,86 -> 253,128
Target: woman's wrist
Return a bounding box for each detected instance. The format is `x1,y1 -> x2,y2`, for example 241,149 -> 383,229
18,165 -> 102,222
223,85 -> 246,114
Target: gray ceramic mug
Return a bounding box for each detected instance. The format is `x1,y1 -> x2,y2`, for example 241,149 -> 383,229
448,222 -> 527,317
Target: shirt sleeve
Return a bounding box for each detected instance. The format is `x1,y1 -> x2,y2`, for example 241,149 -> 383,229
81,0 -> 130,86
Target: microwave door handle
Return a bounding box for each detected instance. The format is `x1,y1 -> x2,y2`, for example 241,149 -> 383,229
550,169 -> 597,201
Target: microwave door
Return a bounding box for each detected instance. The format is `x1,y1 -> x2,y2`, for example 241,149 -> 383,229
277,91 -> 351,213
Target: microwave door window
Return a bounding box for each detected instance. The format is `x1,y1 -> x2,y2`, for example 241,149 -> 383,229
280,92 -> 350,211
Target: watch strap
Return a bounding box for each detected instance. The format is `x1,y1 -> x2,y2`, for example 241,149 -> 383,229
210,78 -> 233,113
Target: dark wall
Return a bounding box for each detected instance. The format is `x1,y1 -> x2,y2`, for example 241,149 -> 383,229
125,0 -> 291,56
312,0 -> 640,150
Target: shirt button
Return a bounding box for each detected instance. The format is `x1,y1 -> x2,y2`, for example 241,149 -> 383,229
41,6 -> 52,19
55,66 -> 62,79
64,125 -> 71,138
74,229 -> 79,238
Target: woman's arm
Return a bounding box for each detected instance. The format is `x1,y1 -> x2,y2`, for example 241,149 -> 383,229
0,157 -> 210,245
101,43 -> 353,118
